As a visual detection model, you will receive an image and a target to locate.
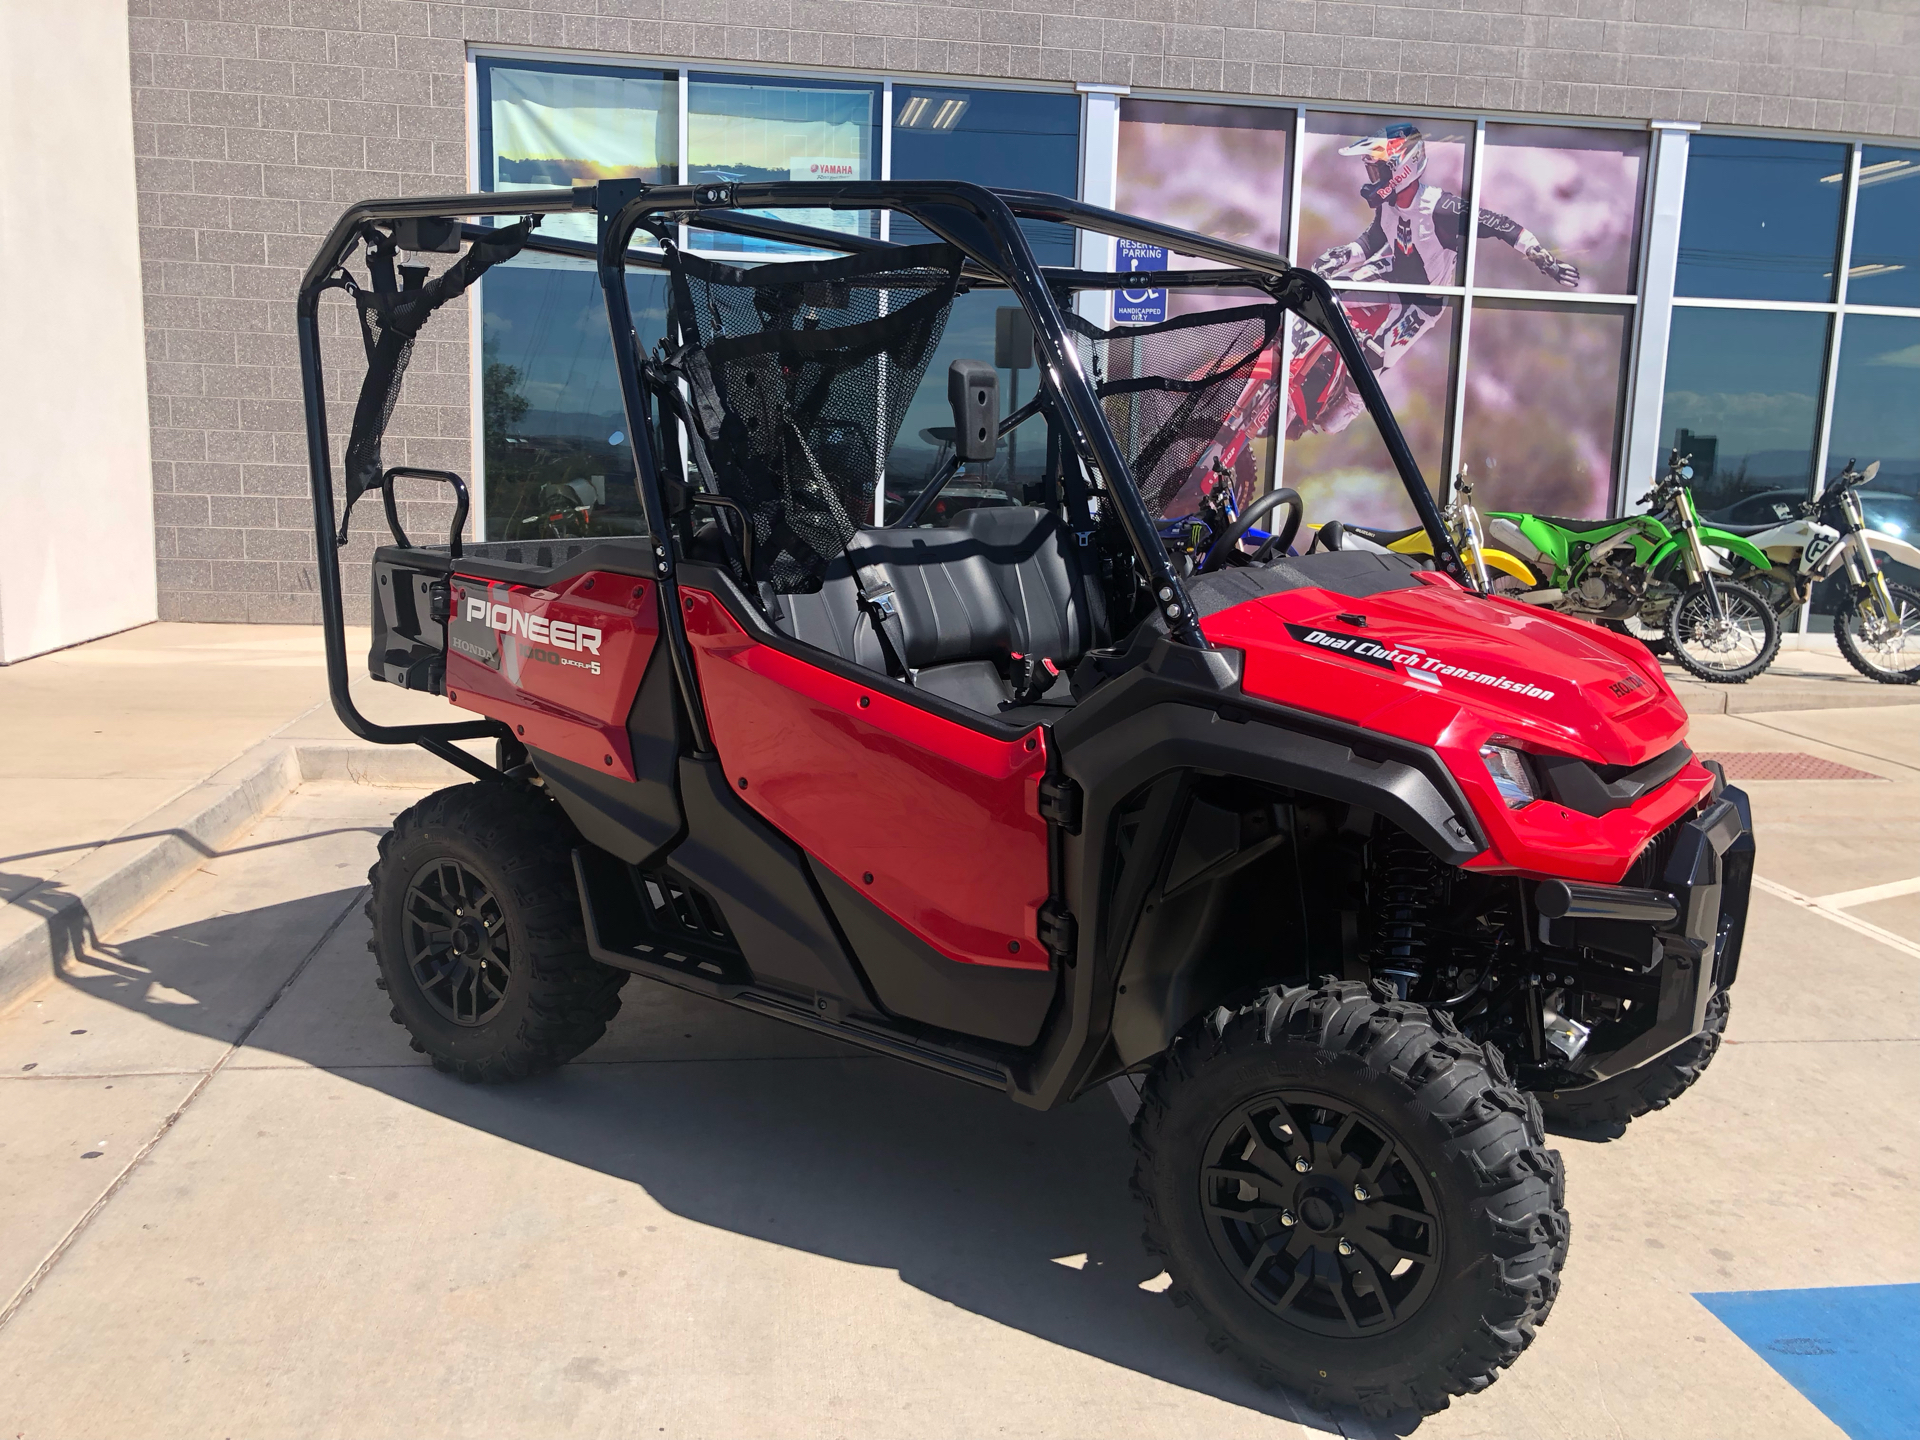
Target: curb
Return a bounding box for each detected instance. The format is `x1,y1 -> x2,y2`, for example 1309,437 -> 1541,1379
1672,677 -> 1920,715
0,738 -> 471,1016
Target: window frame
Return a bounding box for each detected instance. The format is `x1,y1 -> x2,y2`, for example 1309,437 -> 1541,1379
467,49 -> 1089,534
463,46 -> 1920,568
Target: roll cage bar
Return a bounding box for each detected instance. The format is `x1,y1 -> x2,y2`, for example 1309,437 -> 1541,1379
296,179 -> 1461,770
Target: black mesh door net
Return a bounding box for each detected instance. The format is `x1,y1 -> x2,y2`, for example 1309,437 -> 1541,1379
664,242 -> 964,592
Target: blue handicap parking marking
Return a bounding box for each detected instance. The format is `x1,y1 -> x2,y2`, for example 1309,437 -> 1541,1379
1695,1284 -> 1920,1440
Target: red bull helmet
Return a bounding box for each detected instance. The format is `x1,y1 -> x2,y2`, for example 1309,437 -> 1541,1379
1340,122 -> 1426,205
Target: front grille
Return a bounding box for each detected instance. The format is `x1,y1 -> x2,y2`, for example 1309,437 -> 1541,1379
1624,811 -> 1690,890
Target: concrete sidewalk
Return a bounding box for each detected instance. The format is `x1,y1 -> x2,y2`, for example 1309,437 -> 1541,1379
0,624 -> 480,1011
0,707 -> 1912,1437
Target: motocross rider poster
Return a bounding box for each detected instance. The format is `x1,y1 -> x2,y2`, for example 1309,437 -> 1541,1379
1289,115 -> 1646,524
1288,114 -> 1470,527
1115,102 -> 1294,515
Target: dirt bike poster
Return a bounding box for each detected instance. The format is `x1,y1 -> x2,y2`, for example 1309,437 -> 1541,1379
1119,104 -> 1650,530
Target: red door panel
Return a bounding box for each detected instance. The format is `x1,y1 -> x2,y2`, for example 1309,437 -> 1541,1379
680,588 -> 1051,971
446,572 -> 657,781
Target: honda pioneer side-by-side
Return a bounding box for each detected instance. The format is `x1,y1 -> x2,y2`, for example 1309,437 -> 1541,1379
297,180 -> 1754,1417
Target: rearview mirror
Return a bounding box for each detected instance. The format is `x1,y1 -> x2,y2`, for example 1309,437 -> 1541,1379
1862,460 -> 1881,483
948,360 -> 998,463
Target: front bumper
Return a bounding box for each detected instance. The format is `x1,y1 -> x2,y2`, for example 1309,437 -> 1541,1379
1535,770 -> 1755,1083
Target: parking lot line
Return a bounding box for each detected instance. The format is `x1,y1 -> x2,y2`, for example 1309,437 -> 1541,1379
1753,876 -> 1920,961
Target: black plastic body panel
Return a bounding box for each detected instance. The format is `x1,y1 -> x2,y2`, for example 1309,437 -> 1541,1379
1546,785 -> 1753,1084
661,756 -> 882,1011
1012,636 -> 1485,1107
812,862 -> 1057,1047
369,553 -> 448,693
538,750 -> 680,868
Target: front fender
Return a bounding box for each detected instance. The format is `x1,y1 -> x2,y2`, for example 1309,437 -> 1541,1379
1480,548 -> 1535,585
1865,528 -> 1920,573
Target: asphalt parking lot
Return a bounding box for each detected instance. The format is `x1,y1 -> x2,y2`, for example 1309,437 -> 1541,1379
1,703 -> 1915,1439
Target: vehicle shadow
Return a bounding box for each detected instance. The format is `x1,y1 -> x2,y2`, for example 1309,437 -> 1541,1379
47,886 -> 1397,1436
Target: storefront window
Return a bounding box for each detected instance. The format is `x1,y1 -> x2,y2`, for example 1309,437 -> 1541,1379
1675,136 -> 1847,304
1116,100 -> 1290,254
886,291 -> 1053,519
1845,146 -> 1920,309
889,86 -> 1080,265
1460,301 -> 1632,519
1661,307 -> 1831,520
1297,113 -> 1471,287
1475,125 -> 1646,296
478,60 -> 676,247
688,73 -> 880,253
480,264 -> 669,541
1285,293 -> 1457,529
1825,315 -> 1920,506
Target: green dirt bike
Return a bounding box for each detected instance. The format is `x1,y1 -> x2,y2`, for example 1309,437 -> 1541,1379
1484,453 -> 1781,683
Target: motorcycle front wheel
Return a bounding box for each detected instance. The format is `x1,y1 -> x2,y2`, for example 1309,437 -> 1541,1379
1666,579 -> 1780,683
1835,582 -> 1920,684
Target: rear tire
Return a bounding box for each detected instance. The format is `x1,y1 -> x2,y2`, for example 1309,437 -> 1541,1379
1132,981 -> 1568,1417
368,782 -> 627,1082
1665,579 -> 1779,683
1835,582 -> 1920,684
1538,991 -> 1730,1129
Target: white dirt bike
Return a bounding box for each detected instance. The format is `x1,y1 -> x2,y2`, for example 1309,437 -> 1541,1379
1721,459 -> 1920,684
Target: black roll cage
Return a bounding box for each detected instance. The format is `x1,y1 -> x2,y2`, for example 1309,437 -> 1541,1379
296,179 -> 1462,770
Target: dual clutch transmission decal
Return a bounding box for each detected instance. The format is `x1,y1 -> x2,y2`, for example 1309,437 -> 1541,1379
1283,622 -> 1556,701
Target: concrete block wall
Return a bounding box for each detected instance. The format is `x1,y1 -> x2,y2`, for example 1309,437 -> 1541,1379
127,0 -> 1920,623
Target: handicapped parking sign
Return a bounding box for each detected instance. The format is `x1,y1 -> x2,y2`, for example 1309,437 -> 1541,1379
1113,240 -> 1167,325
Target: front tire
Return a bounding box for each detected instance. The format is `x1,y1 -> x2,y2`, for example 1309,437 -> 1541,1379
1666,579 -> 1779,683
1538,991 -> 1730,1129
1835,581 -> 1920,684
1132,982 -> 1568,1417
368,782 -> 627,1082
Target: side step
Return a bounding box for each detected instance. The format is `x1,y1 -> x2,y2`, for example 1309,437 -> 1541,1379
571,849 -> 1012,1093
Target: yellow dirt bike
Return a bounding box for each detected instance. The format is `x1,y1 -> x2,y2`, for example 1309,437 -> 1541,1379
1308,471 -> 1537,593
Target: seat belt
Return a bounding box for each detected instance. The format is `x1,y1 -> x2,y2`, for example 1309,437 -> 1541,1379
852,562 -> 915,684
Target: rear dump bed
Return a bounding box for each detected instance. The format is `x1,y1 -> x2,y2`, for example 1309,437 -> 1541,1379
369,539 -> 641,696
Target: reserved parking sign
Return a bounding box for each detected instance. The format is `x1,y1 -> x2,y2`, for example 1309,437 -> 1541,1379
1113,240 -> 1167,325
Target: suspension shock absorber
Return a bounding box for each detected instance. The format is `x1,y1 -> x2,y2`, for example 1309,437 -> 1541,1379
1373,829 -> 1443,999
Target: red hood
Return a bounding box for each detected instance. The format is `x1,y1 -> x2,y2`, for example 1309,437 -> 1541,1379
1202,572 -> 1687,768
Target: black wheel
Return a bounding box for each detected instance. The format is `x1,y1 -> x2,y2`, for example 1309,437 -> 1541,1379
1537,991 -> 1729,1128
1665,579 -> 1779,683
1132,982 -> 1568,1417
1835,582 -> 1920,684
368,782 -> 626,1082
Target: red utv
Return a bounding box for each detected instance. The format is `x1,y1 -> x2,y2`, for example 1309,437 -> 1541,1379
298,181 -> 1753,1417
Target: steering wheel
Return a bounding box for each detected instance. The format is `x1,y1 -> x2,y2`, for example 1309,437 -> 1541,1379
1199,487 -> 1304,572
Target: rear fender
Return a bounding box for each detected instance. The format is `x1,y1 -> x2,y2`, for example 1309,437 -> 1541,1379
1696,527 -> 1775,574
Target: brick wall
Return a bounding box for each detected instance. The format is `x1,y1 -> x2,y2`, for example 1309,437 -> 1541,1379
127,0 -> 1920,622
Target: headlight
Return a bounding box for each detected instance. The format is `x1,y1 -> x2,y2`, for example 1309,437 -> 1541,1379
1479,742 -> 1538,809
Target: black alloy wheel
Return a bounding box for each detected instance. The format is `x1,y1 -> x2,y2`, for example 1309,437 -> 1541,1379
1133,981 -> 1568,1416
1202,1089 -> 1441,1337
368,782 -> 627,1082
403,857 -> 512,1026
